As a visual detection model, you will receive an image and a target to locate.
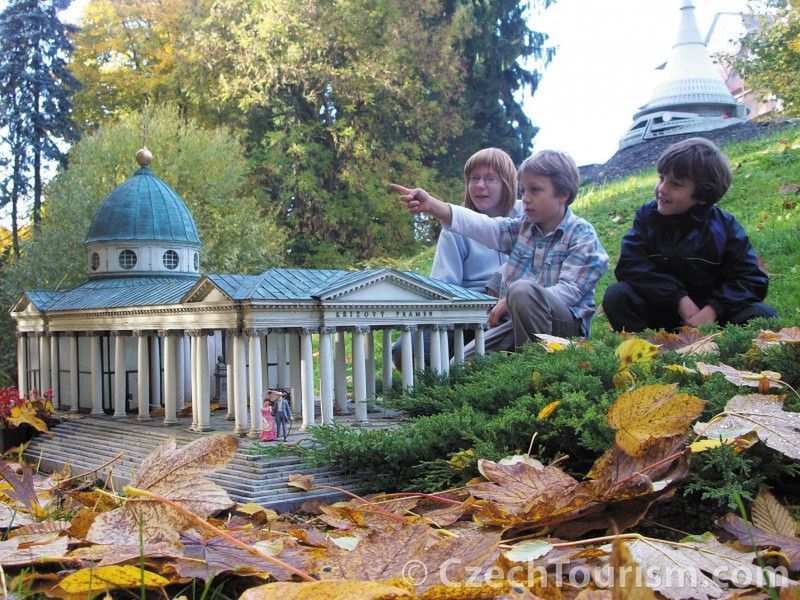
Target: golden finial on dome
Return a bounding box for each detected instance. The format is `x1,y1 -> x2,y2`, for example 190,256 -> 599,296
135,147 -> 153,168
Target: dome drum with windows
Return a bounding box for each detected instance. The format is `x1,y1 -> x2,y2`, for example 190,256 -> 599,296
83,146 -> 201,278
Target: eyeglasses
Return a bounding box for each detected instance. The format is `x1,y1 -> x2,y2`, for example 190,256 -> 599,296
468,175 -> 500,185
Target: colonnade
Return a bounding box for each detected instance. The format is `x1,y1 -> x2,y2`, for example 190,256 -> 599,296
15,322 -> 486,436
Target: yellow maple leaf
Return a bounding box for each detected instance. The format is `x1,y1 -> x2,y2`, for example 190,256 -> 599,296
57,565 -> 170,594
7,404 -> 48,433
448,448 -> 475,470
664,364 -> 696,375
615,338 -> 659,371
607,384 -> 705,456
537,401 -> 561,421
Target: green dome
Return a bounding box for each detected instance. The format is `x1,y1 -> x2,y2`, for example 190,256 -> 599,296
84,167 -> 201,246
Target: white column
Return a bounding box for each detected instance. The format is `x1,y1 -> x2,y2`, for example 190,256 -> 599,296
90,334 -> 104,415
233,332 -> 248,435
453,327 -> 465,364
162,332 -> 177,424
400,326 -> 414,391
260,335 -> 269,395
429,326 -> 442,375
352,327 -> 368,424
69,333 -> 79,412
276,332 -> 289,389
49,334 -> 59,407
300,328 -> 315,430
149,335 -> 162,407
319,327 -> 335,425
136,331 -> 150,420
382,328 -> 393,393
440,326 -> 450,376
176,336 -> 186,411
39,334 -> 50,395
197,332 -> 212,431
189,333 -> 199,430
288,331 -> 302,415
16,333 -> 27,399
475,325 -> 486,356
333,331 -> 348,414
366,330 -> 376,399
225,332 -> 235,420
414,328 -> 425,372
248,331 -> 264,438
114,333 -> 127,417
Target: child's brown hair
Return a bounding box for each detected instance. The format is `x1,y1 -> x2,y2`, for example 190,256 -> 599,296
463,148 -> 518,215
519,150 -> 580,206
656,137 -> 732,203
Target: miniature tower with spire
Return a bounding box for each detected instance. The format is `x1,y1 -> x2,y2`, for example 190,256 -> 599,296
619,0 -> 747,149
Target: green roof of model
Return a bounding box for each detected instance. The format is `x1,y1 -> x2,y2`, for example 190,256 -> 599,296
84,150 -> 201,246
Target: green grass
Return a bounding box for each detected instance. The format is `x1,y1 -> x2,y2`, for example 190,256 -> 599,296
385,126 -> 800,328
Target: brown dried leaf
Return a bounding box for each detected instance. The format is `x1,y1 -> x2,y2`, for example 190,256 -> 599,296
610,537 -> 657,599
694,394 -> 800,460
554,436 -> 690,538
0,501 -> 35,527
599,534 -> 786,600
752,488 -> 798,538
756,327 -> 800,348
719,513 -> 800,571
168,530 -> 310,581
70,541 -> 183,566
239,579 -> 415,600
472,459 -> 578,512
647,327 -> 718,355
0,533 -> 69,566
313,523 -> 501,595
86,434 -> 237,545
66,490 -> 118,512
607,384 -> 705,457
778,183 -> 800,195
287,474 -> 314,491
696,362 -> 783,390
0,462 -> 40,512
6,519 -> 69,538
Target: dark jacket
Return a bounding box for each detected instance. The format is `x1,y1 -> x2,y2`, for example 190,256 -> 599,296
615,200 -> 768,320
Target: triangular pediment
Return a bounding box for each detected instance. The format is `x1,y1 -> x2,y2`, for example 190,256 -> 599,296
10,295 -> 32,314
182,277 -> 233,303
316,270 -> 451,302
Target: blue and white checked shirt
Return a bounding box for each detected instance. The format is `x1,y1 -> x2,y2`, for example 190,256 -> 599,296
448,205 -> 609,335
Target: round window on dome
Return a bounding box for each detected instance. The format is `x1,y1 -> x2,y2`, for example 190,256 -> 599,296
90,252 -> 100,271
163,249 -> 179,270
119,249 -> 137,270
193,252 -> 199,271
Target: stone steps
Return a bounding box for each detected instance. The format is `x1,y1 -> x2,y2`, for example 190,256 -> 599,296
23,416 -> 364,512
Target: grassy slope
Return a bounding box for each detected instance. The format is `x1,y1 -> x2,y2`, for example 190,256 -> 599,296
389,126 -> 800,328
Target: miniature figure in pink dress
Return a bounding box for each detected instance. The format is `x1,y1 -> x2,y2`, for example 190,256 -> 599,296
260,398 -> 277,442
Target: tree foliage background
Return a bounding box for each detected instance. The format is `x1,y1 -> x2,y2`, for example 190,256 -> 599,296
734,0 -> 800,116
68,0 -> 552,266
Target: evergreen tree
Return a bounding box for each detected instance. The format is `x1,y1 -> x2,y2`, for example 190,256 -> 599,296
0,0 -> 80,245
436,0 -> 553,174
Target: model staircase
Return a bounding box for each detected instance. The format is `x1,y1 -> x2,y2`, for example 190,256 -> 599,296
23,416 -> 363,512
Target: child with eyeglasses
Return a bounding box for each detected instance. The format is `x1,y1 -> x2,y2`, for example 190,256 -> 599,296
392,147 -> 521,368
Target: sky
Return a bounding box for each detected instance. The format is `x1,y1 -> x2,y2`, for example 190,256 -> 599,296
525,0 -> 751,165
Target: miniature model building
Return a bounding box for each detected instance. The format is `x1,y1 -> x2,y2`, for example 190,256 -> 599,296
619,0 -> 747,149
11,149 -> 495,437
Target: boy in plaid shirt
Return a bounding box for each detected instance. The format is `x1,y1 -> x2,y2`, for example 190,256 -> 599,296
392,150 -> 608,355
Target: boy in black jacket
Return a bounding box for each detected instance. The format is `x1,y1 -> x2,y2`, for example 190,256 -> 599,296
603,137 -> 777,332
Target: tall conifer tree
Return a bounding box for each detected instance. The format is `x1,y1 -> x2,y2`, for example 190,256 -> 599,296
0,0 -> 80,248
